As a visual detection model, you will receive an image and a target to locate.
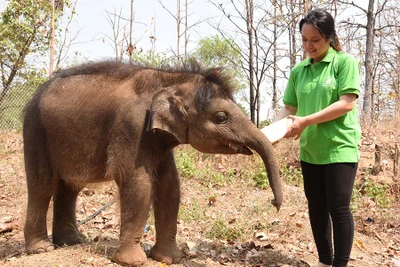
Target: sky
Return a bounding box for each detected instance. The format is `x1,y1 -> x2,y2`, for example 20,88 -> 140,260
0,0 -> 371,64
62,0 -> 371,64
65,0 -> 219,62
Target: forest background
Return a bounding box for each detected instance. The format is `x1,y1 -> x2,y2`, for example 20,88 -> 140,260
1,0 -> 400,129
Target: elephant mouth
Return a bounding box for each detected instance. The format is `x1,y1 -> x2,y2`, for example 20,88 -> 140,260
236,145 -> 253,155
226,143 -> 253,155
191,140 -> 254,155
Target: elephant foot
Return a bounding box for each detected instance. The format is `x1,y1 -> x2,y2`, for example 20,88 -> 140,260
113,245 -> 147,266
149,243 -> 182,265
26,238 -> 55,254
53,231 -> 87,247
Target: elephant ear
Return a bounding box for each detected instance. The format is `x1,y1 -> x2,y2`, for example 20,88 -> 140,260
146,88 -> 189,144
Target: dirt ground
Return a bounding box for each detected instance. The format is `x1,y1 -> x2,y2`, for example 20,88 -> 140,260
0,121 -> 399,267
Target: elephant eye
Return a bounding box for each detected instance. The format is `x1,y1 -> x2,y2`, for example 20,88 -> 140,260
215,111 -> 228,124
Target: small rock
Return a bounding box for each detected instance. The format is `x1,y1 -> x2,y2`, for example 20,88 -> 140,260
188,248 -> 198,257
2,216 -> 13,223
186,241 -> 197,249
82,188 -> 95,196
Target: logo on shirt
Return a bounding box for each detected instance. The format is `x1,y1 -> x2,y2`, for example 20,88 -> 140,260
325,76 -> 333,86
322,76 -> 336,89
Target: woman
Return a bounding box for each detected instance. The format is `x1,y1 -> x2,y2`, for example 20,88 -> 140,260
275,9 -> 361,267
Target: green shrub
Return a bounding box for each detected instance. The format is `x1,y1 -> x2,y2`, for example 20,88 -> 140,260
178,198 -> 204,222
360,177 -> 391,208
175,147 -> 237,187
253,168 -> 269,189
281,165 -> 303,187
175,148 -> 198,178
350,186 -> 362,211
209,218 -> 244,240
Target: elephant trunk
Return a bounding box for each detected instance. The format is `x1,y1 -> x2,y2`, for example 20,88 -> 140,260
243,122 -> 283,211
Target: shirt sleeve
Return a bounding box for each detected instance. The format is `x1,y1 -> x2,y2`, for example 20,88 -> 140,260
337,54 -> 360,97
283,69 -> 298,107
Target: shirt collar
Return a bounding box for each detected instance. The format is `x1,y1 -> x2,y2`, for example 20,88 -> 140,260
304,47 -> 335,66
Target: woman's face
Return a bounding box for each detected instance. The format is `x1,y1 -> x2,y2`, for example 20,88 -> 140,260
301,23 -> 331,62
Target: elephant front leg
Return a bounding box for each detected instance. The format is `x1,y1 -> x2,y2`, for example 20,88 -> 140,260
113,170 -> 152,267
150,152 -> 182,264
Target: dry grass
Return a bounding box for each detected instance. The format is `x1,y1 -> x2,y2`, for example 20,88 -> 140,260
0,119 -> 399,267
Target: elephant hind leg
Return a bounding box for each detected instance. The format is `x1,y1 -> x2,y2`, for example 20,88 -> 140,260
24,194 -> 55,254
24,178 -> 55,254
23,132 -> 56,254
52,179 -> 87,247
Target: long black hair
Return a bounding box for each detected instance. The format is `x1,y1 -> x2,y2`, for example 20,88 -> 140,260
299,9 -> 342,51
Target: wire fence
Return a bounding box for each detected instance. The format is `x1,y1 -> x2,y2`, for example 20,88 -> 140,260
1,82 -> 398,131
0,84 -> 37,130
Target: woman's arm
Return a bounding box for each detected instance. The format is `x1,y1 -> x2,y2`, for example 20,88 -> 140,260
286,93 -> 357,139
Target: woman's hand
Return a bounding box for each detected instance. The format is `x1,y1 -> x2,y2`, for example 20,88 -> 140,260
285,115 -> 307,140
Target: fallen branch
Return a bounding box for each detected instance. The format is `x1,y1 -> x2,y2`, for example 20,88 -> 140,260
77,198 -> 116,227
394,143 -> 400,179
47,198 -> 117,240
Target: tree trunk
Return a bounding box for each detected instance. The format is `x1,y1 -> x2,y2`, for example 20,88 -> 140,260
302,0 -> 310,60
394,143 -> 400,178
291,0 -> 297,69
362,0 -> 375,123
49,0 -> 55,77
287,0 -> 297,69
272,0 -> 278,113
184,0 -> 188,61
371,144 -> 382,175
176,0 -> 181,64
128,0 -> 135,64
303,0 -> 310,14
397,45 -> 400,115
246,0 -> 256,125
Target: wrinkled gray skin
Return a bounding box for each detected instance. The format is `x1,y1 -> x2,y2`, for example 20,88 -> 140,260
22,61 -> 282,266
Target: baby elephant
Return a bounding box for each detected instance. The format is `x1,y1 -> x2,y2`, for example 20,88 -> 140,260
22,61 -> 282,266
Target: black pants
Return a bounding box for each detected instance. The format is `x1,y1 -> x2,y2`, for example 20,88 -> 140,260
301,161 -> 357,267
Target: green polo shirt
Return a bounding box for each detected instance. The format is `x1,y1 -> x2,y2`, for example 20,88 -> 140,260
283,48 -> 361,164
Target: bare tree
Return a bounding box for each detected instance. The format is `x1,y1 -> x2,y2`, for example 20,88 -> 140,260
184,0 -> 189,60
338,0 -> 391,122
49,0 -> 62,75
177,0 -> 182,61
49,0 -> 66,76
127,0 -> 135,63
370,1 -> 400,117
208,0 -> 291,125
49,0 -> 56,77
245,0 -> 256,123
158,0 -> 182,63
158,0 -> 202,64
271,0 -> 299,113
304,0 -> 310,14
105,4 -> 158,63
364,0 -> 378,122
104,8 -> 129,62
285,0 -> 300,69
272,0 -> 278,113
54,0 -> 80,71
